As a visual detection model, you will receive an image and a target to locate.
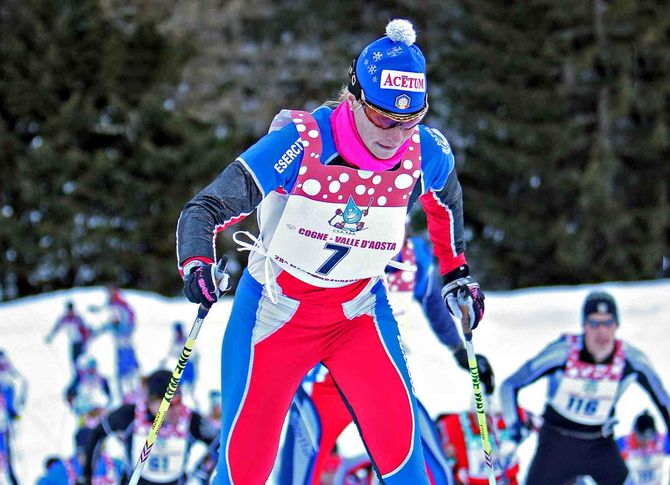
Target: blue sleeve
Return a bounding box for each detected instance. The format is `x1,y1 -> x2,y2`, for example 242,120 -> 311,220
418,126 -> 455,193
419,265 -> 462,350
237,106 -> 336,195
616,436 -> 626,452
95,323 -> 112,336
410,236 -> 433,301
2,386 -> 18,417
38,462 -> 68,485
500,337 -> 569,427
625,343 -> 670,434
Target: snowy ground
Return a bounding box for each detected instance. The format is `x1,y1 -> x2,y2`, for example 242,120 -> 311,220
1,279 -> 668,483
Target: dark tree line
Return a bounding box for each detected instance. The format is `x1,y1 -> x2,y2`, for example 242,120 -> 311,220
1,0 -> 667,300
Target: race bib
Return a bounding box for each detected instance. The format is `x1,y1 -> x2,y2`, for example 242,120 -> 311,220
266,110 -> 421,287
550,335 -> 624,425
551,377 -> 619,425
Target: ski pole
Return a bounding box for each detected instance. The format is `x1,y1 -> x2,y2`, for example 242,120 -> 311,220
128,260 -> 226,485
457,287 -> 497,485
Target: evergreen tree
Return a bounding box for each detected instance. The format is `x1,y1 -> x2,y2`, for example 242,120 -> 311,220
0,0 -> 240,298
438,0 -> 669,288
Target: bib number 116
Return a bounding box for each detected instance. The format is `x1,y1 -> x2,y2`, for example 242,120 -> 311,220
566,395 -> 598,416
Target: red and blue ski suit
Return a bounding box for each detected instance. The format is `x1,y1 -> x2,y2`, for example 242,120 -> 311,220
176,106 -> 469,484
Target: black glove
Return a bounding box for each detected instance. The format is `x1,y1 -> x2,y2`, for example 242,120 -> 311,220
183,258 -> 230,309
453,347 -> 495,394
476,354 -> 495,394
441,266 -> 485,331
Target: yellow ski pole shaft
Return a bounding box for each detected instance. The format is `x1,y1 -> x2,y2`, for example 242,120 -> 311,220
457,288 -> 497,485
128,260 -> 226,485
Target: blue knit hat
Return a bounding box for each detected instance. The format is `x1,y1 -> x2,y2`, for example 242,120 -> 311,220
348,19 -> 428,118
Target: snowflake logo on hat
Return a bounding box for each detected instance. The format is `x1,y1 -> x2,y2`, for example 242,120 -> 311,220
367,64 -> 377,75
387,46 -> 404,57
373,51 -> 383,61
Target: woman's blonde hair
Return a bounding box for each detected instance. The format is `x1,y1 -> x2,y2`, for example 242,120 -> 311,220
321,84 -> 349,109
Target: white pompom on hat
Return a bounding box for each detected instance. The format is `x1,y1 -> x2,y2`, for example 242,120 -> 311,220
385,19 -> 417,46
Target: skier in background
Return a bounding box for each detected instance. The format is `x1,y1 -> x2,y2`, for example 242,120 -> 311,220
0,350 -> 26,485
37,429 -> 123,485
435,360 -> 526,485
190,390 -> 222,484
278,233 -> 492,484
92,286 -> 140,402
65,356 -> 112,432
45,300 -> 91,373
500,291 -> 670,485
0,389 -> 18,485
617,410 -> 670,485
81,369 -> 218,485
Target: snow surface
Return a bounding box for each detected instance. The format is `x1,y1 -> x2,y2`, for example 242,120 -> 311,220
1,279 -> 669,483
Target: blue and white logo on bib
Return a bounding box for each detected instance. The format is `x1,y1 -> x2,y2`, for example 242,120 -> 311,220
328,195 -> 372,233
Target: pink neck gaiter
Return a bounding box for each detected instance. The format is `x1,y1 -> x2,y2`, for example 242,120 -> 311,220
330,102 -> 411,171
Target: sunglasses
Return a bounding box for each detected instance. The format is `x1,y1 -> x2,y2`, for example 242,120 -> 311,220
636,429 -> 657,440
357,90 -> 428,130
584,318 -> 617,328
360,101 -> 424,130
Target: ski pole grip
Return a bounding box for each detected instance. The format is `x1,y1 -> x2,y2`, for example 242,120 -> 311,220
213,256 -> 228,283
197,257 -> 228,318
456,286 -> 473,340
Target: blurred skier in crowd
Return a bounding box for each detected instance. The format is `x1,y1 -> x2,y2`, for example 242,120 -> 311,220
0,350 -> 26,485
81,369 -> 218,485
500,291 -> 670,485
0,390 -> 18,485
189,390 -> 223,484
435,360 -> 527,485
65,356 -> 112,432
277,233 -> 491,484
92,286 -> 140,402
46,300 -> 91,374
617,410 -> 670,485
37,428 -> 123,485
